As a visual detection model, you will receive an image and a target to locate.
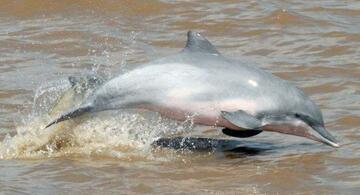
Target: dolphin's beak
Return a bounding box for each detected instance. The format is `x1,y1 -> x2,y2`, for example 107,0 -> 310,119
309,126 -> 340,148
261,121 -> 340,148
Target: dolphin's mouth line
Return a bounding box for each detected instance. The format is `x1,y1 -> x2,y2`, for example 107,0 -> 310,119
308,128 -> 340,148
322,138 -> 340,148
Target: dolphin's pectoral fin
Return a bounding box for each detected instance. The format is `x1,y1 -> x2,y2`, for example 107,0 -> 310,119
221,110 -> 262,130
221,110 -> 263,138
222,128 -> 262,138
183,31 -> 220,54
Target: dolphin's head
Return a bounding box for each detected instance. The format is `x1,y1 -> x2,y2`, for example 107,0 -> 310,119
295,113 -> 339,148
262,100 -> 339,148
296,94 -> 339,148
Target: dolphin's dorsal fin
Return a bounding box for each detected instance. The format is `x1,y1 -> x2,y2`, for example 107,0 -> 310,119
183,31 -> 220,54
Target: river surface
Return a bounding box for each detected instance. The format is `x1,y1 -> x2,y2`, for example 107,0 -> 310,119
0,1 -> 359,194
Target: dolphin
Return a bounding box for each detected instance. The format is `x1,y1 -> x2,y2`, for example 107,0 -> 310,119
45,31 -> 339,148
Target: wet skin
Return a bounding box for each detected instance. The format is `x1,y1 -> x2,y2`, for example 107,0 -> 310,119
46,31 -> 339,148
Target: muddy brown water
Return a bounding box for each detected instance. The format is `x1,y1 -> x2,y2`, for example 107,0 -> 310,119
0,1 -> 359,194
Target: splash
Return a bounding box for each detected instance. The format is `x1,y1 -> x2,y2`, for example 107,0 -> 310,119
0,75 -> 194,160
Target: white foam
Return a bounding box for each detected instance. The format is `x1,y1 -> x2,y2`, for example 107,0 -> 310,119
0,79 -> 194,160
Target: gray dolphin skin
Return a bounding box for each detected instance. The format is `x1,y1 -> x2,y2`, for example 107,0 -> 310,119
45,31 -> 339,148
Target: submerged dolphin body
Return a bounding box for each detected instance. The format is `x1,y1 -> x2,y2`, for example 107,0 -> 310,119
46,31 -> 339,147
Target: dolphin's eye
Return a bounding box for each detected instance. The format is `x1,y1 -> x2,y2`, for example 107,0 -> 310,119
294,113 -> 301,118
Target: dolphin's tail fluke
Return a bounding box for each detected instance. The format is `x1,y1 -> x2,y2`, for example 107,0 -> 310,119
45,105 -> 93,129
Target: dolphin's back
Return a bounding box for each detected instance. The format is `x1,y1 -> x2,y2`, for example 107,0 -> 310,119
91,51 -> 320,124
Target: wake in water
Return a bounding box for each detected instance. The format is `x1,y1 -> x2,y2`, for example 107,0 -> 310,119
0,74 -> 199,160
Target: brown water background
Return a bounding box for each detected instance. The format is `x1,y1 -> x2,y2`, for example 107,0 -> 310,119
0,0 -> 359,194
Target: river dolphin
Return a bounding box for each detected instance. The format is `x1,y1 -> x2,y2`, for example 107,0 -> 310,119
45,31 -> 339,147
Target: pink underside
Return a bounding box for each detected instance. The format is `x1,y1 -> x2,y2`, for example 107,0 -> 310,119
137,103 -> 243,130
137,97 -> 260,130
138,102 -> 315,141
